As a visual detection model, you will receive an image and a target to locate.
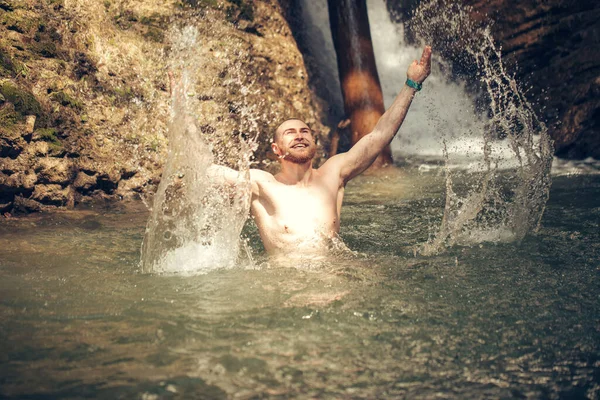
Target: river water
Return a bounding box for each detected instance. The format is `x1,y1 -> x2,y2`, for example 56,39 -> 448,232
1,164 -> 599,399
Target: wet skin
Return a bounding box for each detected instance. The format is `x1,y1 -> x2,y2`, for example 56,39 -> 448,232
248,120 -> 344,254
209,46 -> 432,255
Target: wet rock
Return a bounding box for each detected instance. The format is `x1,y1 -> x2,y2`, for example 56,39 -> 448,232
116,172 -> 149,198
12,195 -> 42,213
0,201 -> 11,213
34,157 -> 72,185
392,0 -> 600,159
73,170 -> 97,192
0,170 -> 36,194
463,0 -> 600,159
31,183 -> 70,205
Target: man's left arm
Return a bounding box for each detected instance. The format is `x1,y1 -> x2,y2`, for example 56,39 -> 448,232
329,46 -> 432,184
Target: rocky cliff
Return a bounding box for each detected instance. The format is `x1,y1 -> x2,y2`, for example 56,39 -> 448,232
465,0 -> 599,159
0,0 -> 328,213
389,0 -> 600,159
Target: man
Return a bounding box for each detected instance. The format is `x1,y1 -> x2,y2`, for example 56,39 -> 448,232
207,46 -> 431,256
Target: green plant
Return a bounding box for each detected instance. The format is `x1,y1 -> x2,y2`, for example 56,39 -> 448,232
0,81 -> 43,117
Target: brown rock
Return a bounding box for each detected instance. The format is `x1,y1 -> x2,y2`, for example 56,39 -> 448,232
464,0 -> 600,159
0,170 -> 36,193
116,172 -> 150,198
34,157 -> 73,185
30,141 -> 49,156
25,115 -> 36,133
73,170 -> 97,192
0,202 -> 11,213
12,195 -> 42,213
391,0 -> 600,159
31,184 -> 70,205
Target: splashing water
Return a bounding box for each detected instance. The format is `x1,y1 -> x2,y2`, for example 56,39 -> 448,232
405,1 -> 554,255
140,26 -> 254,275
294,0 -> 553,255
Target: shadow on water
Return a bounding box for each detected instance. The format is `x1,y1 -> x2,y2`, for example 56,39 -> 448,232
1,170 -> 599,398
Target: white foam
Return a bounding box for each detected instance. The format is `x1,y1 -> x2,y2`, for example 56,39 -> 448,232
552,157 -> 600,176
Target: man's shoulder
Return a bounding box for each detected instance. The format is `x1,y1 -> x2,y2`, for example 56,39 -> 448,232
249,168 -> 276,182
316,154 -> 345,182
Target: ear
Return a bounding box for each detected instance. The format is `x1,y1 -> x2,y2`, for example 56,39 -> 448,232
271,142 -> 282,157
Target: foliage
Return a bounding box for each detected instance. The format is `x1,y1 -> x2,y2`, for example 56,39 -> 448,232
49,91 -> 83,110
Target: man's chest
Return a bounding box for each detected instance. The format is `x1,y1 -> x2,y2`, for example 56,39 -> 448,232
252,180 -> 338,222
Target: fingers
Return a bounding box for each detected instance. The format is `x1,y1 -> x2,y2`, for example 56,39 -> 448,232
420,45 -> 432,68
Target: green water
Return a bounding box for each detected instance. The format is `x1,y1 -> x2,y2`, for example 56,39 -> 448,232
0,170 -> 599,399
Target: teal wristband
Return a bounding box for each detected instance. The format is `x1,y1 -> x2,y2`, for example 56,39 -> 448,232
406,79 -> 422,91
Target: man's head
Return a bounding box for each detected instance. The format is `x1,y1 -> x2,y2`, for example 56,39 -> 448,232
272,119 -> 316,165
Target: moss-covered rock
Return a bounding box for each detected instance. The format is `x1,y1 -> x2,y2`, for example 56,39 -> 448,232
0,46 -> 15,77
0,0 -> 330,213
1,11 -> 37,34
32,128 -> 63,155
49,91 -> 83,110
0,102 -> 21,125
0,103 -> 26,157
0,81 -> 43,118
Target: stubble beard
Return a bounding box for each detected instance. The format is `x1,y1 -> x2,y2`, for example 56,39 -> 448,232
283,145 -> 316,164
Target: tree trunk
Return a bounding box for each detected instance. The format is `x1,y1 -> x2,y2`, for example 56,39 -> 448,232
328,0 -> 393,168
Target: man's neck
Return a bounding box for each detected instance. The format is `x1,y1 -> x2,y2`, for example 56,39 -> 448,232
276,160 -> 314,186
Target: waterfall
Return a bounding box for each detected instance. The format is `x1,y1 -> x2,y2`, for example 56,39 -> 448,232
298,0 -> 553,253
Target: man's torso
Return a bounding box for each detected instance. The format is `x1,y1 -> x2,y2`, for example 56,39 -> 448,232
249,168 -> 344,254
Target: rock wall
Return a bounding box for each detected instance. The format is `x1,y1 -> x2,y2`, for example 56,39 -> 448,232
464,0 -> 600,159
0,0 -> 329,214
387,0 -> 600,159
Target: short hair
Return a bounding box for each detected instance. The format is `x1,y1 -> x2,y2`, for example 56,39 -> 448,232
273,118 -> 307,142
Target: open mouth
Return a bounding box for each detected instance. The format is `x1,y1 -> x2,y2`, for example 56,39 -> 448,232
292,143 -> 308,149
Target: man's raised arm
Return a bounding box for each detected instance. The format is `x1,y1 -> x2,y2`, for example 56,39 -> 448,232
332,46 -> 432,184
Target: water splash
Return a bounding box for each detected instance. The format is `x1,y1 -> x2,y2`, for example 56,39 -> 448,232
406,1 -> 554,254
140,26 -> 254,275
296,0 -> 553,254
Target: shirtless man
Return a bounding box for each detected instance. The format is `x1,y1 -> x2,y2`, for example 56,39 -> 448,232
208,46 -> 431,255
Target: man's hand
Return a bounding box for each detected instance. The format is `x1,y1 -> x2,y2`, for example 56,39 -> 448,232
407,46 -> 432,84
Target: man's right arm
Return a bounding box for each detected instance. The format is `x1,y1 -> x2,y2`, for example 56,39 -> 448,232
208,165 -> 272,199
207,164 -> 241,184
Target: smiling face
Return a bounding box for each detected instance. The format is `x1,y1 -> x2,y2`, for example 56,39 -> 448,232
272,119 -> 317,164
